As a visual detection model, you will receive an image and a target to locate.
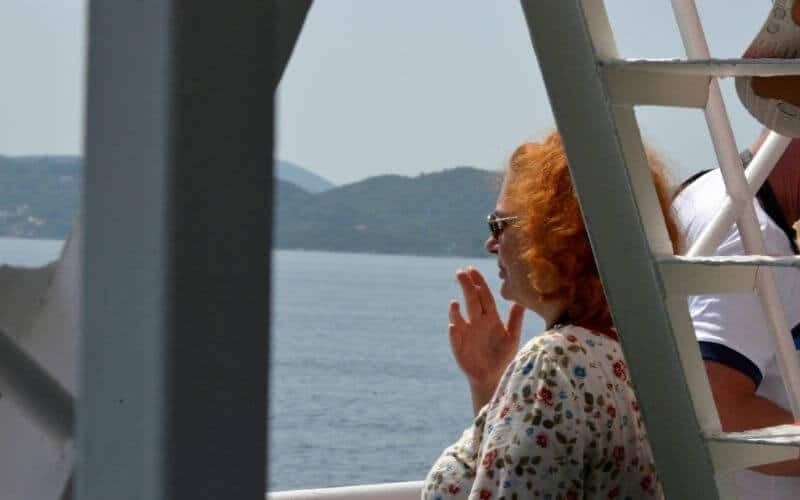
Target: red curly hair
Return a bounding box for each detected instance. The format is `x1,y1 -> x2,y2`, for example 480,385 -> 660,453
504,131 -> 680,328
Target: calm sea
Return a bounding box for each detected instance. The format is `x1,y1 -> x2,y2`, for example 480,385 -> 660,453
0,238 -> 545,492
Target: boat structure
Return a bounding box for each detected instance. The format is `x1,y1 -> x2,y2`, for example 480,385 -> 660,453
1,1 -> 800,499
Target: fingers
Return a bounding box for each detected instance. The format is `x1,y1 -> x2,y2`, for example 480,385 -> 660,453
449,300 -> 467,329
467,268 -> 498,317
448,301 -> 466,351
456,269 -> 483,320
506,303 -> 525,341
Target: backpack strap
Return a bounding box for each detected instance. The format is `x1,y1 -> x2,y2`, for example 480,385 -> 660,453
740,150 -> 799,254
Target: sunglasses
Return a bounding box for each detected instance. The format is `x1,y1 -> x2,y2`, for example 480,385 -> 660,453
487,212 -> 519,239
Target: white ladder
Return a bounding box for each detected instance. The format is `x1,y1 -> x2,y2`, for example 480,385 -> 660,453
521,1 -> 800,498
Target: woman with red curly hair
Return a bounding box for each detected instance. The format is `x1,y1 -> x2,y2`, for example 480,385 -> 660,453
422,131 -> 678,500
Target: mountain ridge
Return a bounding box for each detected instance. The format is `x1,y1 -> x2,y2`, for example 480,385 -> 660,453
0,156 -> 500,257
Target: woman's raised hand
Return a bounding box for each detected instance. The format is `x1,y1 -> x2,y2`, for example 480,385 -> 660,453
449,267 -> 524,412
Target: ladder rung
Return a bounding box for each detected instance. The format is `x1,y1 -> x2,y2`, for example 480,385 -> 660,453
707,425 -> 800,472
603,58 -> 800,77
706,424 -> 800,445
708,441 -> 798,473
658,255 -> 800,295
602,58 -> 800,108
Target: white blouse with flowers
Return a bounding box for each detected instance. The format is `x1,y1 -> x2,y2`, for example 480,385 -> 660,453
422,324 -> 663,500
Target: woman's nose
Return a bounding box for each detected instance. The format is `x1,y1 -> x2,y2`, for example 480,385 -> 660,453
485,235 -> 499,254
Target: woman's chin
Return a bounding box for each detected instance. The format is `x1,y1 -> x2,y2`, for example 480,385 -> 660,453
499,282 -> 514,302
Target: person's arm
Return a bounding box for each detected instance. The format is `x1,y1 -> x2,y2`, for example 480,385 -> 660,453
467,380 -> 497,417
705,360 -> 800,475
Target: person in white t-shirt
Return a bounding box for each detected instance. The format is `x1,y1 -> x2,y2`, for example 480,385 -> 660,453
673,132 -> 800,499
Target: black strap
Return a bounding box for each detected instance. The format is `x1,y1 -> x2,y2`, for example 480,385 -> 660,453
679,151 -> 799,254
758,177 -> 799,254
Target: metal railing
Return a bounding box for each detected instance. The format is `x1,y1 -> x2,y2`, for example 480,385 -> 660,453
267,481 -> 423,500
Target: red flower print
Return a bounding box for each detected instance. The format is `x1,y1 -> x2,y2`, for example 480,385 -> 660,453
536,387 -> 554,406
447,483 -> 461,495
479,489 -> 492,500
607,405 -> 616,418
613,360 -> 627,380
500,406 -> 510,418
536,432 -> 548,448
631,400 -> 639,412
641,475 -> 653,491
608,486 -> 620,498
566,490 -> 578,500
593,410 -> 601,420
481,449 -> 497,468
566,334 -> 577,343
613,446 -> 625,463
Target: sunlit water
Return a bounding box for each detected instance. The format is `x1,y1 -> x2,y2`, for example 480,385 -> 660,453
0,239 -> 546,492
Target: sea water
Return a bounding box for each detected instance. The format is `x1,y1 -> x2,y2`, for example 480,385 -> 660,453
0,239 -> 546,492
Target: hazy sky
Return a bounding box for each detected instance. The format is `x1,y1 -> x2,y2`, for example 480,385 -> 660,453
0,1 -> 767,185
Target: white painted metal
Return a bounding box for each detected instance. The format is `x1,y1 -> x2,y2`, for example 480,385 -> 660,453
663,295 -> 723,432
602,58 -> 800,77
604,64 -> 708,108
688,132 -> 791,257
0,328 -> 73,445
604,60 -> 800,108
0,220 -> 80,500
659,255 -> 800,295
707,424 -> 800,471
521,1 -> 720,497
708,424 -> 800,444
671,0 -> 800,420
709,441 -> 798,474
660,261 -> 759,296
0,264 -> 56,341
665,254 -> 800,267
267,481 -> 422,500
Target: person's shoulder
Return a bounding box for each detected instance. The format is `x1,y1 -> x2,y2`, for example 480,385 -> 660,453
674,168 -> 723,204
517,328 -> 583,363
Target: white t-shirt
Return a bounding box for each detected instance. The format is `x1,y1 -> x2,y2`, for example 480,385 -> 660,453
674,168 -> 800,499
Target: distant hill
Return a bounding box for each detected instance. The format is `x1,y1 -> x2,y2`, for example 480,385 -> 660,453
0,155 -> 334,239
0,156 -> 500,257
276,160 -> 335,193
274,167 -> 500,257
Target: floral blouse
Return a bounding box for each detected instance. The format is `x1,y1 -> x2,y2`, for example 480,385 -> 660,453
422,325 -> 663,500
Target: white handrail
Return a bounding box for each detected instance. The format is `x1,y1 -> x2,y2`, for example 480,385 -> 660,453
688,132 -> 791,257
267,480 -> 423,500
672,0 -> 800,418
